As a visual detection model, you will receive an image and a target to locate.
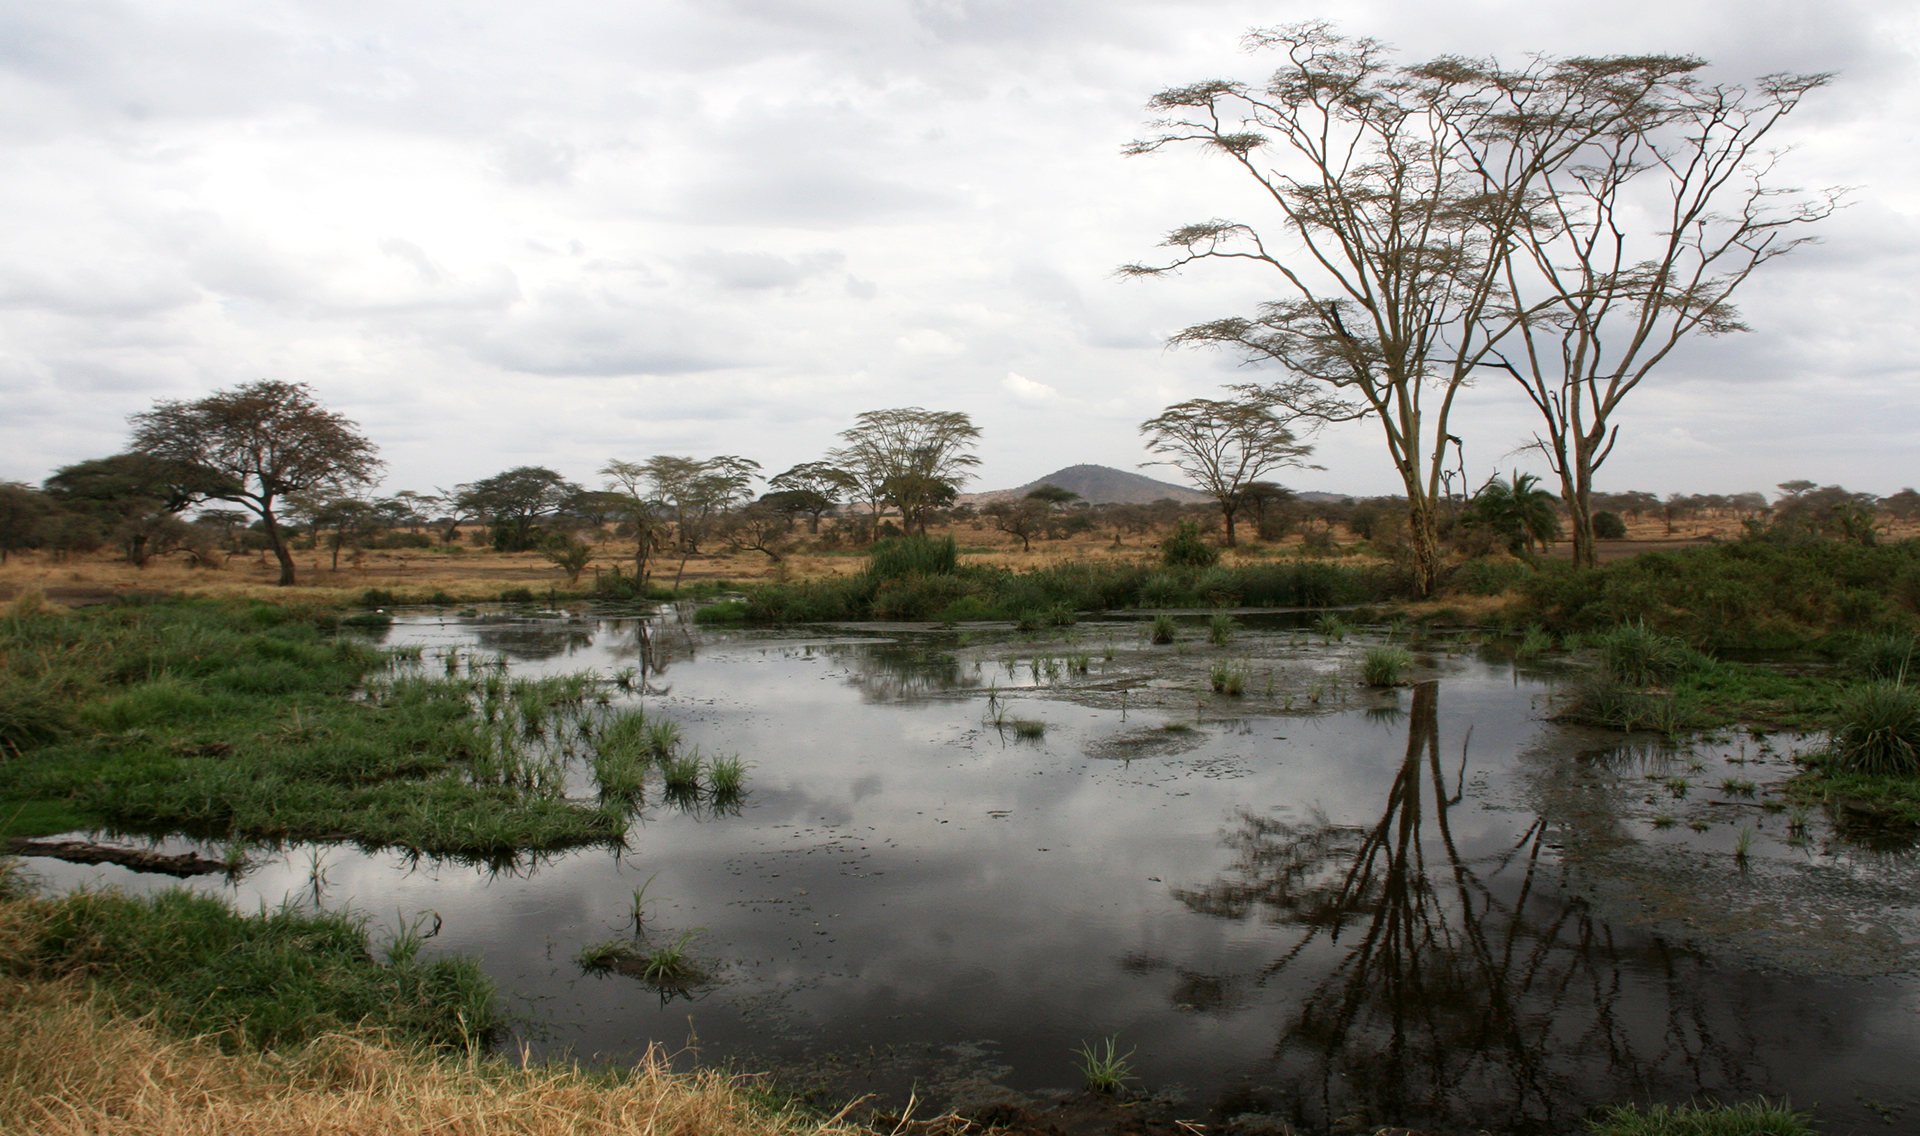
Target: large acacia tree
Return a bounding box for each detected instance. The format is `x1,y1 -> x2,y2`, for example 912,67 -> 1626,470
1479,67 -> 1835,567
1139,389 -> 1316,546
828,407 -> 981,535
1124,24 -> 1700,593
130,381 -> 381,585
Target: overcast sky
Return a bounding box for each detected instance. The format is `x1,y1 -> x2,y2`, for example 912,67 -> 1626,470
2,0 -> 1915,501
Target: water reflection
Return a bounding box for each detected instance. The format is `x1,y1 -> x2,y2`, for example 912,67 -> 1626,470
1169,682 -> 1779,1134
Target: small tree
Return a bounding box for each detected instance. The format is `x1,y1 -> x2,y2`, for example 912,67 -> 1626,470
129,382 -> 382,585
44,453 -> 222,566
1464,472 -> 1561,555
541,534 -> 596,583
723,501 -> 796,562
766,462 -> 852,533
1139,392 -> 1316,546
1024,484 -> 1081,508
983,498 -> 1049,552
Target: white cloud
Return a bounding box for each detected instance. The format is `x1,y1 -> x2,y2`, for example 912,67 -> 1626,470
1002,371 -> 1061,403
0,0 -> 1914,497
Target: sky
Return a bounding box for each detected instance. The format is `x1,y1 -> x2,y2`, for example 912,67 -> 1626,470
1,0 -> 1916,502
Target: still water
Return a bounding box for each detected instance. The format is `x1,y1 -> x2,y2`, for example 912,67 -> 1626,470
31,605 -> 1920,1134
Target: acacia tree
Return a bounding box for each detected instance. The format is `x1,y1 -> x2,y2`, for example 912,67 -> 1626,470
458,467 -> 580,551
1123,25 -> 1698,593
766,461 -> 852,533
1481,67 -> 1836,568
600,455 -> 759,587
129,382 -> 381,585
42,454 -> 215,566
1140,392 -> 1316,546
828,408 -> 981,536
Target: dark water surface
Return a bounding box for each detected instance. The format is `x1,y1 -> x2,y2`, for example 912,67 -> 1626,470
32,606 -> 1920,1134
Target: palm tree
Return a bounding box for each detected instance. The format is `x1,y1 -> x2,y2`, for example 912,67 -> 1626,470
1468,472 -> 1561,554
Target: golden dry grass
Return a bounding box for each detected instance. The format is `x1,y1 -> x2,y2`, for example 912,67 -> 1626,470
0,978 -> 857,1136
0,873 -> 861,1136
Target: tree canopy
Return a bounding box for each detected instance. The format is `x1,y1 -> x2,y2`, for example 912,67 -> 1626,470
129,381 -> 381,585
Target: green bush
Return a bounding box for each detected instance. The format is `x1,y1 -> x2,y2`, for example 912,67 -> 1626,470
1160,521 -> 1219,568
1593,511 -> 1628,539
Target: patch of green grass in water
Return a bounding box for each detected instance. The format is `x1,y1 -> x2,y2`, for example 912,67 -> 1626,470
0,599 -> 622,857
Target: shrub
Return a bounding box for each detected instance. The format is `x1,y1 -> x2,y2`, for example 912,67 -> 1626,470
1830,681 -> 1920,776
1160,522 -> 1219,568
692,601 -> 749,625
1592,511 -> 1628,539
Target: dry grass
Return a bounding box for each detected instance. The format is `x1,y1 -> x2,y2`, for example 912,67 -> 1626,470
0,975 -> 858,1136
0,864 -> 858,1136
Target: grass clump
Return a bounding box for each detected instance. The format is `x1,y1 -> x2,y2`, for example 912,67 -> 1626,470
1828,681 -> 1920,776
1149,614 -> 1179,645
1592,623 -> 1702,687
1071,1035 -> 1137,1094
1010,718 -> 1047,739
579,930 -> 706,992
706,753 -> 747,796
1360,646 -> 1413,686
1207,613 -> 1237,646
1209,660 -> 1247,697
1585,1099 -> 1816,1136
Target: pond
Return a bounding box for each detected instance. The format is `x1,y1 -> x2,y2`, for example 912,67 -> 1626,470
27,604 -> 1920,1134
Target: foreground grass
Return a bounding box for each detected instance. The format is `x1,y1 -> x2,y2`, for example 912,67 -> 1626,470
0,877 -> 851,1136
1586,1100 -> 1817,1135
0,869 -> 500,1052
0,596 -> 622,855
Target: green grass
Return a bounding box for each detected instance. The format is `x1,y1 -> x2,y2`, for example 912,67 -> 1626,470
1829,681 -> 1920,776
0,599 -> 623,857
739,557 -> 1402,624
578,930 -> 705,991
1522,536 -> 1920,650
1071,1035 -> 1137,1094
1360,646 -> 1413,686
1010,718 -> 1047,739
1585,1099 -> 1816,1135
706,753 -> 747,796
1209,660 -> 1247,696
1207,613 -> 1237,646
1149,614 -> 1179,645
5,883 -> 501,1052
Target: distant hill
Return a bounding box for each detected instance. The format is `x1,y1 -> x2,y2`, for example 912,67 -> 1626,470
965,464 -> 1212,505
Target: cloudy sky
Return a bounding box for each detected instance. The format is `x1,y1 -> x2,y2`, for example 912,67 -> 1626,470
2,0 -> 1915,501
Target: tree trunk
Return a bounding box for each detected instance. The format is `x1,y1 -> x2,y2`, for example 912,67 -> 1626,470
260,507 -> 297,586
1404,495 -> 1442,598
1221,502 -> 1238,547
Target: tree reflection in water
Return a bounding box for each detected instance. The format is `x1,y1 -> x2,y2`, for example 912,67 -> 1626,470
1169,682 -> 1780,1134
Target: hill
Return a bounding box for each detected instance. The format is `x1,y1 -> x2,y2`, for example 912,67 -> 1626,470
965,464 -> 1212,505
